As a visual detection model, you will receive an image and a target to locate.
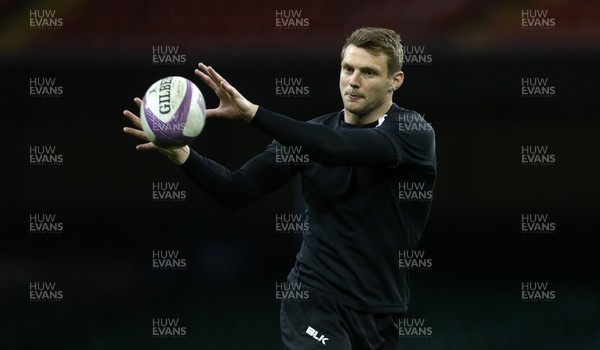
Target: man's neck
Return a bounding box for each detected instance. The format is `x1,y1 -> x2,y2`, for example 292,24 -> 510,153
344,101 -> 393,125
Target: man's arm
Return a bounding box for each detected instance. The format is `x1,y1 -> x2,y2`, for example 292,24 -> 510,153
180,148 -> 297,210
251,107 -> 398,166
123,98 -> 296,209
195,64 -> 434,168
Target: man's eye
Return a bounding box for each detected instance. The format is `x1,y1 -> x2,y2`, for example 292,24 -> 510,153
343,67 -> 353,73
364,71 -> 374,77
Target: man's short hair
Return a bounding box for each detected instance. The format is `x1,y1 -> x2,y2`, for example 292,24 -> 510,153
341,27 -> 404,76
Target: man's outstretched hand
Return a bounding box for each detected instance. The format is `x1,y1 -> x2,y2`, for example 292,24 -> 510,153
122,97 -> 190,165
195,63 -> 258,122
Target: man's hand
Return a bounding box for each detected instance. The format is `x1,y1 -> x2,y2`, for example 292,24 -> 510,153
122,97 -> 190,165
195,63 -> 259,122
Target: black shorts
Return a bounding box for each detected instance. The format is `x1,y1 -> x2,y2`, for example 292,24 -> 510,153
280,290 -> 402,350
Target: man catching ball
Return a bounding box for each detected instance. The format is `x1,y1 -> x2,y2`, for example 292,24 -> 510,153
124,27 -> 436,349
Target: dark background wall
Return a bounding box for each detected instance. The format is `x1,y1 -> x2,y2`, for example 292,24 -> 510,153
2,0 -> 599,349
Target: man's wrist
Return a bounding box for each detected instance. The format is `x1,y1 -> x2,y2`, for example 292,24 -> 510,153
169,146 -> 190,165
244,104 -> 259,123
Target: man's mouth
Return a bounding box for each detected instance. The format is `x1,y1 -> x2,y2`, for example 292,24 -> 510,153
346,92 -> 364,101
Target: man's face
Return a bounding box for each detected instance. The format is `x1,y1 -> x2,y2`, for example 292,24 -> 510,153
339,45 -> 401,119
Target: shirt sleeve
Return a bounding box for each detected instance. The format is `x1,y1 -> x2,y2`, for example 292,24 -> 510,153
373,112 -> 436,169
251,106 -> 435,168
180,147 -> 297,210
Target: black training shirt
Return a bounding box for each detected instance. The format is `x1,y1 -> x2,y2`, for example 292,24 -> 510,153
181,103 -> 436,313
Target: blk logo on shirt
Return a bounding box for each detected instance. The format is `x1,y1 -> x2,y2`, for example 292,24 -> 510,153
306,326 -> 328,345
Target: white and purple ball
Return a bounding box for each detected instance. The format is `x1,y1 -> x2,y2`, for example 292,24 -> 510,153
140,76 -> 206,148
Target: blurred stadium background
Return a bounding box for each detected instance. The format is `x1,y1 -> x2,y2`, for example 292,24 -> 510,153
1,0 -> 599,349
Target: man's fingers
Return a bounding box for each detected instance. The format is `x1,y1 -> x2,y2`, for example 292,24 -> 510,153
123,109 -> 143,128
204,108 -> 220,118
195,68 -> 219,92
123,97 -> 162,152
197,62 -> 209,72
197,63 -> 220,88
197,63 -> 214,79
195,62 -> 255,121
206,65 -> 227,86
136,142 -> 159,151
198,63 -> 230,91
123,126 -> 150,141
220,80 -> 239,97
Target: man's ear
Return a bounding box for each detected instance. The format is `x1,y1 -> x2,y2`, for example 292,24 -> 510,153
390,71 -> 404,91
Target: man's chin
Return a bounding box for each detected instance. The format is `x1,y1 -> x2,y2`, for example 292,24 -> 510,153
344,104 -> 367,117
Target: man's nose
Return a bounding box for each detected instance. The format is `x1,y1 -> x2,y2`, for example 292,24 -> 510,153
349,71 -> 361,88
